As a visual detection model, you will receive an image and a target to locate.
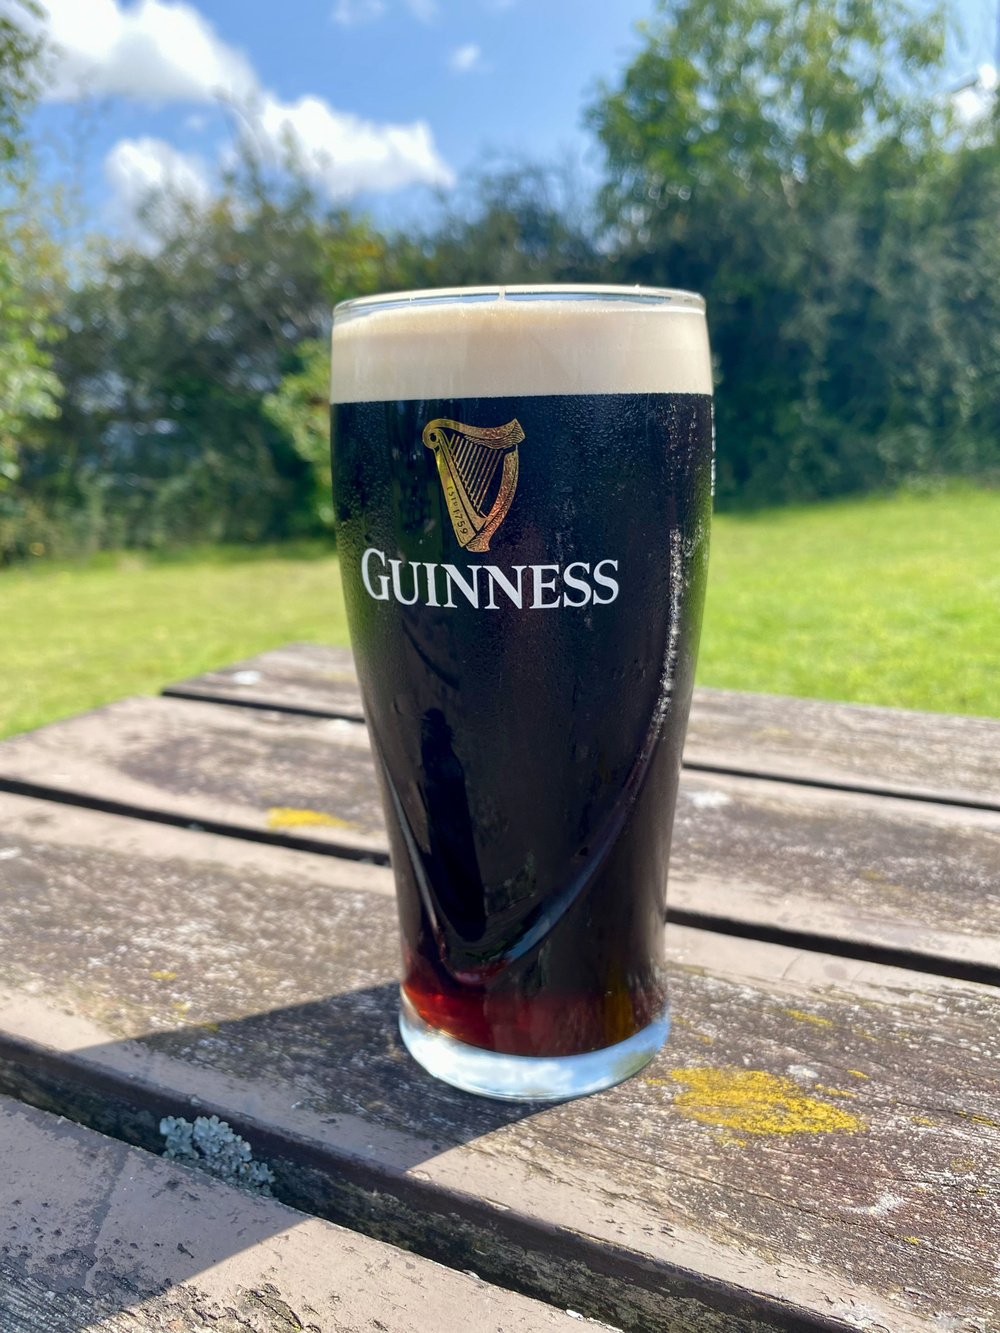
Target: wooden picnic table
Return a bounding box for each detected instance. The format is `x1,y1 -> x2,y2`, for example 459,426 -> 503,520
0,641 -> 998,1331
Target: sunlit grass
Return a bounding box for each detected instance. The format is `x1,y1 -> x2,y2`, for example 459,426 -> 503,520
2,485 -> 998,740
1,542 -> 348,739
699,485 -> 1000,716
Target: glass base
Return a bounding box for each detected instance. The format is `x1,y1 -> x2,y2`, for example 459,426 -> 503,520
398,989 -> 670,1102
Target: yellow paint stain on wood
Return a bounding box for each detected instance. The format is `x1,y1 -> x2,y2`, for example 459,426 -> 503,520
149,970 -> 177,981
662,1068 -> 865,1136
266,807 -> 359,830
957,1110 -> 1000,1131
859,871 -> 907,891
783,1008 -> 833,1027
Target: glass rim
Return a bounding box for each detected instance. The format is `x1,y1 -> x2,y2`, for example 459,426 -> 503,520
333,283 -> 705,322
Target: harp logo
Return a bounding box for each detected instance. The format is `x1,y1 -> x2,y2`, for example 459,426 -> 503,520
422,417 -> 523,552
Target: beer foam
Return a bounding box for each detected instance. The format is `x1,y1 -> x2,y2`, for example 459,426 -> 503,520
331,287 -> 712,402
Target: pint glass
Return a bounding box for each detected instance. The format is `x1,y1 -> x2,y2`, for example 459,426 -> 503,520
330,286 -> 713,1101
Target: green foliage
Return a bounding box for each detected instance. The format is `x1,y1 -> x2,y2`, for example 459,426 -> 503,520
36,163 -> 384,550
384,165 -> 602,288
588,0 -> 1000,504
262,339 -> 332,530
0,0 -> 63,558
13,0 -> 1000,543
0,0 -> 42,165
0,215 -> 62,491
28,164 -> 605,553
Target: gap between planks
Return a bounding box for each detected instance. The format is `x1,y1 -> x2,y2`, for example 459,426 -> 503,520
163,683 -> 1000,817
2,764 -> 999,992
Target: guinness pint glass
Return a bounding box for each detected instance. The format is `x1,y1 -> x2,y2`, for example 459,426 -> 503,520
330,286 -> 713,1100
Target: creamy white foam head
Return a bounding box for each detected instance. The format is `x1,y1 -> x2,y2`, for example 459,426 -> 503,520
330,286 -> 712,402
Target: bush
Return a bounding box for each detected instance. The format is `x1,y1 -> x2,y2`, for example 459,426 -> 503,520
589,0 -> 1000,504
31,165 -> 385,550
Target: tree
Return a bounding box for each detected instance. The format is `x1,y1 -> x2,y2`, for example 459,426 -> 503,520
0,0 -> 41,164
262,339 -> 332,531
0,213 -> 61,496
37,162 -> 387,548
0,0 -> 62,550
588,0 -> 976,504
385,165 -> 603,290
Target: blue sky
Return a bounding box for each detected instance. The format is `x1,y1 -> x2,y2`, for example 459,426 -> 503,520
23,0 -> 1000,234
26,0 -> 655,231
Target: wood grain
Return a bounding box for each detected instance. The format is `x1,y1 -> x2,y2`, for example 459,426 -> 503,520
0,694 -> 386,859
684,687 -> 1000,808
164,642 -> 364,721
166,644 -> 1000,806
4,695 -> 999,976
0,792 -> 997,1332
669,771 -> 1000,977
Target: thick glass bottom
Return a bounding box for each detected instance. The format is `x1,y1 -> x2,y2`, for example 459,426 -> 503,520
398,988 -> 670,1102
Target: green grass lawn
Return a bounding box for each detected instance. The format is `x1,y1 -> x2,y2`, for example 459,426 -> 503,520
2,485 -> 998,739
0,543 -> 350,740
698,485 -> 1000,716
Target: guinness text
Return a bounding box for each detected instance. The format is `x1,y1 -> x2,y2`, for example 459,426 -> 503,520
361,548 -> 620,609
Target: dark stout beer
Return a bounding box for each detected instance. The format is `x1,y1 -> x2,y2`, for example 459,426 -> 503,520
331,287 -> 713,1099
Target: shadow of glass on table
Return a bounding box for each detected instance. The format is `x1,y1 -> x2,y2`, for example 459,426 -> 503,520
0,983 -> 547,1332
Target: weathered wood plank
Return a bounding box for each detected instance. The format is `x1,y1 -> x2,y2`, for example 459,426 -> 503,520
0,792 -> 997,1332
0,694 -> 387,859
166,644 -> 1000,806
0,1092 -> 580,1333
164,642 -> 364,721
684,687 -> 1000,808
4,696 -> 1000,976
669,770 -> 1000,978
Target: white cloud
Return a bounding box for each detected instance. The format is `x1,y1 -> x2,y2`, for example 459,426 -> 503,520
448,43 -> 482,74
403,0 -> 438,22
30,0 -> 454,199
252,93 -> 454,197
104,135 -> 211,214
328,0 -> 435,24
330,0 -> 386,26
954,64 -> 998,122
38,0 -> 256,103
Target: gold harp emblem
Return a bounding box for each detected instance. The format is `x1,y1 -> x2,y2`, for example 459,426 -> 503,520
422,417 -> 523,552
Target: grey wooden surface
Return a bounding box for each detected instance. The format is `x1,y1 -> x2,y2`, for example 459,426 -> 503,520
0,1091 -> 583,1333
0,694 -> 387,857
684,687 -> 1000,808
166,643 -> 1000,805
2,644 -> 1000,1330
0,789 -> 998,1332
2,690 -> 1000,978
164,643 -> 365,721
